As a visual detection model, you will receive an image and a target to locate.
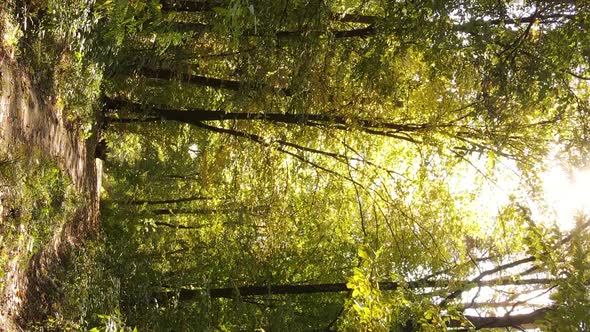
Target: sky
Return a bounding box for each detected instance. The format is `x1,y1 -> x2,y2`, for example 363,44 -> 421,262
542,166 -> 590,230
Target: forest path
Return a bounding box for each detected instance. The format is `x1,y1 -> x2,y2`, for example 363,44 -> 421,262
0,57 -> 102,329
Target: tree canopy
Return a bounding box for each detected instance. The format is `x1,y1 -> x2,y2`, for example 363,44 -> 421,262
81,0 -> 590,330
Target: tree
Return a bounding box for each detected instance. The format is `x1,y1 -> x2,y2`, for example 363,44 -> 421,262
91,0 -> 590,330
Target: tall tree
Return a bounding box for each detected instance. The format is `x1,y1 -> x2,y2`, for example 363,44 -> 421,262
93,0 -> 590,330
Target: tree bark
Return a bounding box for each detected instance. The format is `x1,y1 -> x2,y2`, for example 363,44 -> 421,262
456,307 -> 550,329
151,207 -> 226,215
153,220 -> 259,230
166,21 -> 375,40
104,98 -> 431,133
135,67 -> 244,91
172,282 -> 407,301
132,67 -> 292,95
155,279 -> 554,328
150,205 -> 267,215
165,277 -> 554,301
161,0 -> 224,12
160,1 -> 376,25
118,195 -> 213,205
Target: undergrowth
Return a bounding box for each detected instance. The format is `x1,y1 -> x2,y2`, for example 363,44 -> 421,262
0,0 -> 131,330
0,144 -> 127,329
5,0 -> 103,136
0,146 -> 78,278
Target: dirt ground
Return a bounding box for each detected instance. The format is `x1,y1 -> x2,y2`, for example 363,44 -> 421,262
0,54 -> 102,330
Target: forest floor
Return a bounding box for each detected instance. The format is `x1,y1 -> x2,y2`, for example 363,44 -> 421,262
0,45 -> 103,329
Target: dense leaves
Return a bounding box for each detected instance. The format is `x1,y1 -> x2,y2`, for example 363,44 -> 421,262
89,0 -> 590,330
4,0 -> 590,330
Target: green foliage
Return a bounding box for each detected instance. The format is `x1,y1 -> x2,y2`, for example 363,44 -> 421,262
5,0 -> 590,330
50,243 -> 122,329
91,0 -> 590,328
53,53 -> 103,133
1,11 -> 23,53
3,0 -> 104,130
89,308 -> 137,332
0,146 -> 77,262
213,0 -> 258,46
0,146 -> 80,327
543,215 -> 590,331
341,248 -> 392,331
0,148 -> 125,331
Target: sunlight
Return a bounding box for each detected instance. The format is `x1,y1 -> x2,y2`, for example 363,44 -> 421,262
543,166 -> 590,230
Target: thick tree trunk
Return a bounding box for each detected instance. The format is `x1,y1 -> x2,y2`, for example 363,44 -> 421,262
104,98 -> 430,133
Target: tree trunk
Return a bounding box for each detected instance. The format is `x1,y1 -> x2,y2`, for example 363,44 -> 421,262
135,67 -> 244,91
155,280 -> 554,328
151,207 -> 225,215
167,21 -> 375,40
104,98 -> 430,133
453,308 -> 550,330
161,1 -> 377,25
150,205 -> 268,215
161,0 -> 224,12
118,195 -> 213,205
172,282 -> 404,301
166,277 -> 553,300
132,67 -> 292,95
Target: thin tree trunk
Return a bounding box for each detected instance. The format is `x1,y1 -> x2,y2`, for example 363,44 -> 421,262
119,195 -> 213,205
151,207 -> 225,215
132,67 -> 292,95
160,1 -> 376,24
135,67 -> 244,91
162,1 -> 574,34
164,13 -> 576,43
156,280 -> 553,329
165,277 -> 554,301
167,21 -> 375,40
150,205 -> 268,215
155,221 -> 203,229
161,0 -> 224,12
452,307 -> 550,330
154,220 -> 262,230
173,282 -> 399,300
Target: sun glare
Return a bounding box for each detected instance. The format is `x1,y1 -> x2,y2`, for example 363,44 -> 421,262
543,167 -> 590,230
